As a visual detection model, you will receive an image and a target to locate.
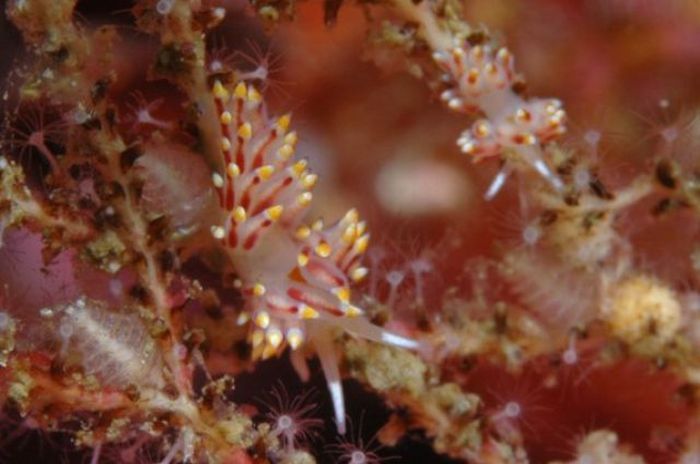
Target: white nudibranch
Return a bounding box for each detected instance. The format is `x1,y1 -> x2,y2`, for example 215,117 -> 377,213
209,80 -> 419,434
433,41 -> 567,199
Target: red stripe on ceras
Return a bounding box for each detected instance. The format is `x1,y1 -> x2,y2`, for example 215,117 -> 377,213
342,254 -> 362,274
242,219 -> 272,250
306,260 -> 344,287
240,176 -> 262,211
266,299 -> 298,315
333,243 -> 352,269
243,233 -> 258,250
250,176 -> 293,217
225,183 -> 235,211
235,145 -> 246,174
228,228 -> 238,248
251,130 -> 276,169
234,99 -> 246,170
287,287 -> 345,317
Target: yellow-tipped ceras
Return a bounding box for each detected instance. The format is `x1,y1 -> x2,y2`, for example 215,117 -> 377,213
209,80 -> 419,434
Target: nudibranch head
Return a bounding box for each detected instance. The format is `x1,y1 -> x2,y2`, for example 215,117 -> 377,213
208,80 -> 418,433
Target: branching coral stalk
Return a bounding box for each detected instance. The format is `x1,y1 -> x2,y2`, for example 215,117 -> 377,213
87,127 -> 194,396
0,155 -> 93,243
82,135 -> 255,463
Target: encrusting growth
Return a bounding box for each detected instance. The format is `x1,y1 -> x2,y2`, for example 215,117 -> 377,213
56,297 -> 165,390
207,79 -> 419,434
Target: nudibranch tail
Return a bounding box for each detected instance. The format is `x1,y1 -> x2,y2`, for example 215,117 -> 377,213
209,80 -> 419,433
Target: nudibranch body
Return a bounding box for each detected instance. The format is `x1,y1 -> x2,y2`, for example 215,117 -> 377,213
208,80 -> 418,433
433,41 -> 567,198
